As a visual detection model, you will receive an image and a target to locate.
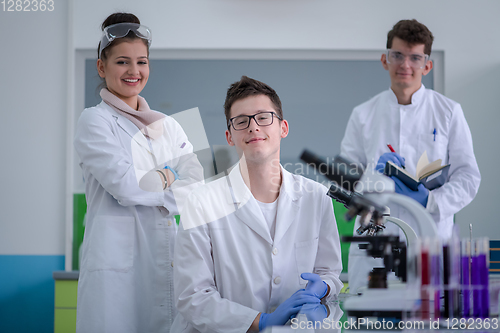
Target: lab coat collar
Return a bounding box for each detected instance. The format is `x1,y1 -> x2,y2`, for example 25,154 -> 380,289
410,84 -> 426,105
226,162 -> 302,245
225,162 -> 302,204
101,101 -> 150,149
387,84 -> 426,107
224,163 -> 252,206
274,170 -> 300,245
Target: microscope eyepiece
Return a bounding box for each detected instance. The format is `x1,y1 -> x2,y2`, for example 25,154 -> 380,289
300,150 -> 362,191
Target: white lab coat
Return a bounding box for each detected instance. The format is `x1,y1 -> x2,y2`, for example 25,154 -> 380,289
74,101 -> 203,333
171,164 -> 343,333
340,85 -> 481,294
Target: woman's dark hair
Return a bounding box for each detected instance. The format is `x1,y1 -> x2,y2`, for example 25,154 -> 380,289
98,12 -> 147,60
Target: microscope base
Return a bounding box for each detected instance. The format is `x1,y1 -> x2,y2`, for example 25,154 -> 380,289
344,286 -> 417,320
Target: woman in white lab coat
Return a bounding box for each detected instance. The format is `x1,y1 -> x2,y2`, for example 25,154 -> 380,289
74,13 -> 203,332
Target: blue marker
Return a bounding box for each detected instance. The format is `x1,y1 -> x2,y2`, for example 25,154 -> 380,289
433,128 -> 437,141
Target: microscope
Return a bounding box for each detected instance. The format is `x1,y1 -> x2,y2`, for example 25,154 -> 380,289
300,150 -> 438,320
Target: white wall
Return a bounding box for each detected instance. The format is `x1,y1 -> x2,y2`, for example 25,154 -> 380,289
2,0 -> 499,257
0,2 -> 68,254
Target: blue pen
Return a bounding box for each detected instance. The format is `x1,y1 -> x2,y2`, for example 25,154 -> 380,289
433,128 -> 437,141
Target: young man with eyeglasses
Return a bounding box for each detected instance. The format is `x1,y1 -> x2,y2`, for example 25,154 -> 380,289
171,76 -> 343,332
340,19 -> 481,294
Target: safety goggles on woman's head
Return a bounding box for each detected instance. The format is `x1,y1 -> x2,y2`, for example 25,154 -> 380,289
99,23 -> 152,59
386,49 -> 429,69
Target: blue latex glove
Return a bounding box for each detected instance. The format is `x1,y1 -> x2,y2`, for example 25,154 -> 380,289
375,152 -> 405,173
301,273 -> 328,299
300,303 -> 328,323
392,176 -> 429,207
258,289 -> 320,331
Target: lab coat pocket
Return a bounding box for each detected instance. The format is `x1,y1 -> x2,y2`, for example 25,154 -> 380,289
87,216 -> 135,272
417,133 -> 448,164
295,237 -> 319,286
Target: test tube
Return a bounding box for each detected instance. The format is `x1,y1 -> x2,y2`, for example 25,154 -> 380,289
420,238 -> 430,319
472,237 -> 490,318
478,238 -> 490,318
450,229 -> 461,318
472,239 -> 481,318
461,239 -> 471,317
443,242 -> 450,318
431,239 -> 441,319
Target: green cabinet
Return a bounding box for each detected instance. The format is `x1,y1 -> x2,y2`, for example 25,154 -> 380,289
53,272 -> 78,333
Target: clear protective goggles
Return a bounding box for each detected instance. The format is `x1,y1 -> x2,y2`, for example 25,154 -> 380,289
99,23 -> 152,59
386,49 -> 429,69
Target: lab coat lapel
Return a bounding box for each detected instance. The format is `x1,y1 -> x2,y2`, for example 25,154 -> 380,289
108,104 -> 155,165
273,168 -> 301,245
105,102 -> 148,149
227,164 -> 273,245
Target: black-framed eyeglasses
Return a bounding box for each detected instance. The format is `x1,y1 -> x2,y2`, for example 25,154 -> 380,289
228,111 -> 282,131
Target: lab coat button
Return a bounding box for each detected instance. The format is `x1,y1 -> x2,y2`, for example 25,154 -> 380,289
171,261 -> 174,267
272,248 -> 278,255
168,220 -> 172,226
274,276 -> 281,285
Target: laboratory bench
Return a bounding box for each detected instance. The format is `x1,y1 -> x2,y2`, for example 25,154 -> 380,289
53,271 -> 498,333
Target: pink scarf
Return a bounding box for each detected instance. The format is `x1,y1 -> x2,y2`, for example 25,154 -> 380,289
100,88 -> 165,139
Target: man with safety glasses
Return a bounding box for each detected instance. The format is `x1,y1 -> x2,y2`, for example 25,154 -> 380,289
340,19 -> 481,294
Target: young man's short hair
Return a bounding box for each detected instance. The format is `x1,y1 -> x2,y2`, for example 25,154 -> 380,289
224,76 -> 283,128
387,19 -> 434,55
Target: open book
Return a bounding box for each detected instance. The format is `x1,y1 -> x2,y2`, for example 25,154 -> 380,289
383,151 -> 450,191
